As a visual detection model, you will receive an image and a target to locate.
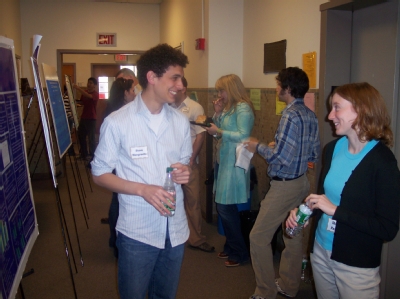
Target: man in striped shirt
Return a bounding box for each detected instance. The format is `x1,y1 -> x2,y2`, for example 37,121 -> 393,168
91,44 -> 192,299
245,67 -> 320,299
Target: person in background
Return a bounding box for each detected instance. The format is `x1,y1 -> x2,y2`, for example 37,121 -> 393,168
115,68 -> 139,85
91,43 -> 191,299
105,77 -> 136,116
74,77 -> 99,161
171,77 -> 215,253
102,77 -> 137,257
205,74 -> 255,267
244,67 -> 320,299
286,82 -> 400,299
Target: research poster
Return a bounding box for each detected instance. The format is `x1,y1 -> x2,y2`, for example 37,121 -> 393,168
42,63 -> 71,158
0,36 -> 38,299
65,75 -> 79,130
30,35 -> 57,187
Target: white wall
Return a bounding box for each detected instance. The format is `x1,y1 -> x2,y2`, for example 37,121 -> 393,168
243,0 -> 326,88
20,1 -> 160,85
0,0 -> 22,55
160,0 -> 209,88
161,0 -> 245,88
208,0 -> 243,87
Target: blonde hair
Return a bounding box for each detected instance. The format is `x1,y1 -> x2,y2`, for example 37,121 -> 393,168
215,74 -> 255,114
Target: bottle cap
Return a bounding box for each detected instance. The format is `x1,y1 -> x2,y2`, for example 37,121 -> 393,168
166,167 -> 174,173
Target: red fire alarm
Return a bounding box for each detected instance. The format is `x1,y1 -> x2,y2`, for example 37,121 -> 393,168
195,38 -> 205,50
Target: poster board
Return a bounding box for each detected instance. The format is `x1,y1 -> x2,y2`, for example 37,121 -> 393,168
30,35 -> 57,187
42,63 -> 71,158
0,36 -> 38,299
64,75 -> 79,130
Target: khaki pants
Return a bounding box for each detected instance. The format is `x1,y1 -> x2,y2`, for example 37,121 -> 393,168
182,163 -> 206,246
311,241 -> 380,299
250,175 -> 310,298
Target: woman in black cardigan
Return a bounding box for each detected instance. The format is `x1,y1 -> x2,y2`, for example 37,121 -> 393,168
287,82 -> 400,299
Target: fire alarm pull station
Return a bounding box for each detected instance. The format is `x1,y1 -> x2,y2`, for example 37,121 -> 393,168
195,38 -> 205,50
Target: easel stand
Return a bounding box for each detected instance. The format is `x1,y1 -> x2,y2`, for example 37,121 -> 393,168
63,145 -> 89,228
75,132 -> 93,193
54,186 -> 78,299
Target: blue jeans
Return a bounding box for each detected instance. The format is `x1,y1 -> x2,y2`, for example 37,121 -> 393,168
216,203 -> 249,263
117,229 -> 185,299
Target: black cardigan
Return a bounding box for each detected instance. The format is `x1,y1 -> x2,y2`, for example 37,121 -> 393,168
312,138 -> 400,268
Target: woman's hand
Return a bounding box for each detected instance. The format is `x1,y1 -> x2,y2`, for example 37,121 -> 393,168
205,123 -> 219,136
286,207 -> 310,229
305,194 -> 337,216
213,98 -> 224,115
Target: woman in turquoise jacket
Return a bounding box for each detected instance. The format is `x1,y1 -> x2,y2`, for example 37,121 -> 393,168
206,74 -> 255,267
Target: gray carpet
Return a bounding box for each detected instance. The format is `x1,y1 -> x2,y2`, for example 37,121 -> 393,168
17,158 -> 316,299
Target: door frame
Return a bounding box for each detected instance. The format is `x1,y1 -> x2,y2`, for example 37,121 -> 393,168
56,49 -> 145,84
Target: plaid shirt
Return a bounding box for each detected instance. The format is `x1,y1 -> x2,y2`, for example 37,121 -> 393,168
257,98 -> 320,178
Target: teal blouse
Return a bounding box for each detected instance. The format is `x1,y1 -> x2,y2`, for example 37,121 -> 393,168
213,102 -> 254,205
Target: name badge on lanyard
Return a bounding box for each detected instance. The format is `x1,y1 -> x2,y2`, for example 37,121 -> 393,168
131,146 -> 148,159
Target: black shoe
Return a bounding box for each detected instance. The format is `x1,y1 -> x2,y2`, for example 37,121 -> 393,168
189,242 -> 215,253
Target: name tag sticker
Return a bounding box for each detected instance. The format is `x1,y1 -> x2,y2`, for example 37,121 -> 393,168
131,146 -> 148,159
327,218 -> 336,233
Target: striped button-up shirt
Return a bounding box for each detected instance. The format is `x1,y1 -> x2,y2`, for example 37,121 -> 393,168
91,93 -> 192,248
257,98 -> 320,179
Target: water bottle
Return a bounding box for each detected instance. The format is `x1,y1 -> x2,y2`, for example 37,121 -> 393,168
163,167 -> 176,216
301,257 -> 308,280
285,203 -> 312,237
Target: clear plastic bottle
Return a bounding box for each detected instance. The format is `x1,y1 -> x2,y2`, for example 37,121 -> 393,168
301,256 -> 308,280
163,167 -> 176,216
285,203 -> 312,237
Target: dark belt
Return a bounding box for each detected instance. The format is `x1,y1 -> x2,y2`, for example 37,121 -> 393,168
271,174 -> 304,181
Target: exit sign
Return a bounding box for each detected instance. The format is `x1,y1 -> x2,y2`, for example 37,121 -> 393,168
97,33 -> 117,47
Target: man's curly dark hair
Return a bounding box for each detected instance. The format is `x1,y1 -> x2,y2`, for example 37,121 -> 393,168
276,67 -> 309,98
137,44 -> 189,89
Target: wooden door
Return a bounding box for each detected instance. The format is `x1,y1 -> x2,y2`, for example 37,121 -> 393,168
92,64 -> 120,79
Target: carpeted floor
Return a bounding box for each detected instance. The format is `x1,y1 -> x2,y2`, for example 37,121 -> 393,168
17,157 -> 316,299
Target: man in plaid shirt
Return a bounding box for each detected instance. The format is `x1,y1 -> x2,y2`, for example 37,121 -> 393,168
245,67 -> 320,299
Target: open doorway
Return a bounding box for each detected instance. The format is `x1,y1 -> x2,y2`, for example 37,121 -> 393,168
57,49 -> 143,88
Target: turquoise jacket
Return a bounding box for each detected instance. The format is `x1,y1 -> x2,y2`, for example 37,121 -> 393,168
213,102 -> 254,205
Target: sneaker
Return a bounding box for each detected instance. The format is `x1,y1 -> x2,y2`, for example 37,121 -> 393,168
217,252 -> 228,259
189,242 -> 215,253
224,260 -> 240,267
275,279 -> 295,298
249,295 -> 266,299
